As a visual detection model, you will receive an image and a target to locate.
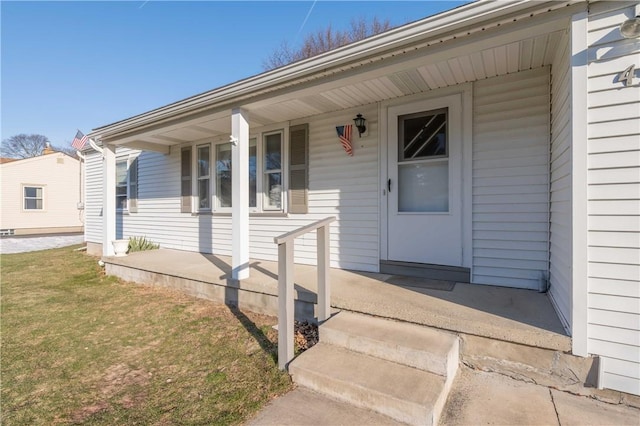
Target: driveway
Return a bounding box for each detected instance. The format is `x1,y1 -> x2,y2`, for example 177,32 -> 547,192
0,233 -> 85,254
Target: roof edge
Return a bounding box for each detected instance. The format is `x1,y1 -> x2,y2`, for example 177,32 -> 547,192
91,0 -> 574,140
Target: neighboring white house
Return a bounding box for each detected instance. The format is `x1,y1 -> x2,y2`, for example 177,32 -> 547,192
0,151 -> 84,235
83,1 -> 639,395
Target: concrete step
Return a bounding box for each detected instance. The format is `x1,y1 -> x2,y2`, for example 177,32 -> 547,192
289,342 -> 448,425
321,311 -> 459,378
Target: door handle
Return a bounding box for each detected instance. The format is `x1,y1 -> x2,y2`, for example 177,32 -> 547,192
387,179 -> 391,192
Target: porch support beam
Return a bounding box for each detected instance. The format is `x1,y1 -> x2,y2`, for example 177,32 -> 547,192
570,10 -> 588,358
102,143 -> 117,256
120,141 -> 170,154
231,108 -> 250,280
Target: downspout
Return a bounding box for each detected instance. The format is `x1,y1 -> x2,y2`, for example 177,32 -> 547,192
76,151 -> 85,226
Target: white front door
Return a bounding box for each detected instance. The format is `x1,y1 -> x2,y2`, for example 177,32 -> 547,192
387,94 -> 463,266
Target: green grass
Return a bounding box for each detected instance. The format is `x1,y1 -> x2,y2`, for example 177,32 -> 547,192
1,246 -> 292,425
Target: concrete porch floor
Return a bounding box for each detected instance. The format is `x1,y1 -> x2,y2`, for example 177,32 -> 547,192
104,248 -> 570,352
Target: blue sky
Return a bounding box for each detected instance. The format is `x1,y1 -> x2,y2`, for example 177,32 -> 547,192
1,1 -> 467,148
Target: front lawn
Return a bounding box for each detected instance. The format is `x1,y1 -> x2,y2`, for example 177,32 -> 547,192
0,246 -> 292,425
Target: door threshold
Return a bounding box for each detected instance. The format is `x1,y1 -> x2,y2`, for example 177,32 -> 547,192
380,260 -> 470,283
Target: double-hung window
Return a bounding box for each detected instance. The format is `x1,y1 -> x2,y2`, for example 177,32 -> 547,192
263,131 -> 282,210
24,186 -> 44,210
185,124 -> 308,214
116,157 -> 138,212
215,143 -> 232,208
213,139 -> 257,210
197,145 -> 211,210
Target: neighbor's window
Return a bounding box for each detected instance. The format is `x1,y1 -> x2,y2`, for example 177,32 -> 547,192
24,186 -> 43,210
197,145 -> 211,210
263,131 -> 282,210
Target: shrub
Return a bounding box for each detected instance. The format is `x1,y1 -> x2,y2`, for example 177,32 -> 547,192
128,236 -> 159,253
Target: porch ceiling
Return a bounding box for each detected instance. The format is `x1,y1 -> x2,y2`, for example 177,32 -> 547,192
110,23 -> 567,150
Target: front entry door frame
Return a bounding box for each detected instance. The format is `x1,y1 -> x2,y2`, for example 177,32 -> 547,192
380,84 -> 473,269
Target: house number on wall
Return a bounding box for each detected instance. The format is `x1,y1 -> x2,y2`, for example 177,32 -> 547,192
620,64 -> 635,87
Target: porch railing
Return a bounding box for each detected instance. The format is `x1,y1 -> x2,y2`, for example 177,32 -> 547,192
273,216 -> 336,370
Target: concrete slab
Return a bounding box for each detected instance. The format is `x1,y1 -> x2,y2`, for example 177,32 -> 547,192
440,367 -> 559,425
551,389 -> 640,426
104,249 -> 571,351
247,388 -> 402,425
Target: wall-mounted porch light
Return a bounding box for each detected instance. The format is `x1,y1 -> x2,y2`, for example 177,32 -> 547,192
353,114 -> 367,137
620,5 -> 640,38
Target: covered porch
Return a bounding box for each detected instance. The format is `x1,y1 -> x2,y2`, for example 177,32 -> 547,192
87,0 -> 589,369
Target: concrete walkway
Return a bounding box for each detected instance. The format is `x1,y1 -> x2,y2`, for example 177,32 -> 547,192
0,233 -> 84,254
249,366 -> 640,425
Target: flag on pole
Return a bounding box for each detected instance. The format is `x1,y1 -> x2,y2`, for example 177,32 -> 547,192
71,130 -> 88,150
336,124 -> 353,156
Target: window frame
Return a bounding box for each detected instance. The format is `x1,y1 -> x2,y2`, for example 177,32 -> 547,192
214,141 -> 233,211
23,185 -> 44,211
196,144 -> 212,212
397,107 -> 450,213
115,156 -> 139,213
186,125 -> 293,215
262,129 -> 284,212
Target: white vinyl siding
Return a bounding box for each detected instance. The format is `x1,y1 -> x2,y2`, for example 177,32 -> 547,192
84,106 -> 379,272
586,2 -> 640,396
247,106 -> 379,271
84,151 -> 103,243
472,67 -> 550,290
548,31 -> 572,332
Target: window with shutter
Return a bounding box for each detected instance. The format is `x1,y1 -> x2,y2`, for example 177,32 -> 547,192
288,124 -> 309,214
181,147 -> 192,213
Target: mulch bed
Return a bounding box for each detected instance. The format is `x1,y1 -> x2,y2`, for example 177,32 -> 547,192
294,320 -> 318,352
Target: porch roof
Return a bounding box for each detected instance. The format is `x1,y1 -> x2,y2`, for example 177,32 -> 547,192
88,0 -> 583,150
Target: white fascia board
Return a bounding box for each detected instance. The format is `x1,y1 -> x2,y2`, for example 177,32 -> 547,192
90,0 -> 577,141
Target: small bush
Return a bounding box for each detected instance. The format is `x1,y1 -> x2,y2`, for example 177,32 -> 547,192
128,236 -> 159,253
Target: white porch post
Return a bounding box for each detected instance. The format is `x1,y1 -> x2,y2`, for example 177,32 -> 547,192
231,108 -> 250,280
102,143 -> 116,256
570,10 -> 589,357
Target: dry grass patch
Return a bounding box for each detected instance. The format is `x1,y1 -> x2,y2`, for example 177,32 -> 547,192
1,246 -> 292,425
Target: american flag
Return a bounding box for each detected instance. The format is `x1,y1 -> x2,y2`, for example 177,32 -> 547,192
71,130 -> 88,150
336,125 -> 353,156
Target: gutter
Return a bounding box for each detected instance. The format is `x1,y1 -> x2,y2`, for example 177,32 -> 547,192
90,0 -> 580,140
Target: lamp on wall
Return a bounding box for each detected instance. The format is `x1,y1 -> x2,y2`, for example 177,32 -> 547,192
353,114 -> 367,137
621,15 -> 640,38
620,5 -> 640,38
